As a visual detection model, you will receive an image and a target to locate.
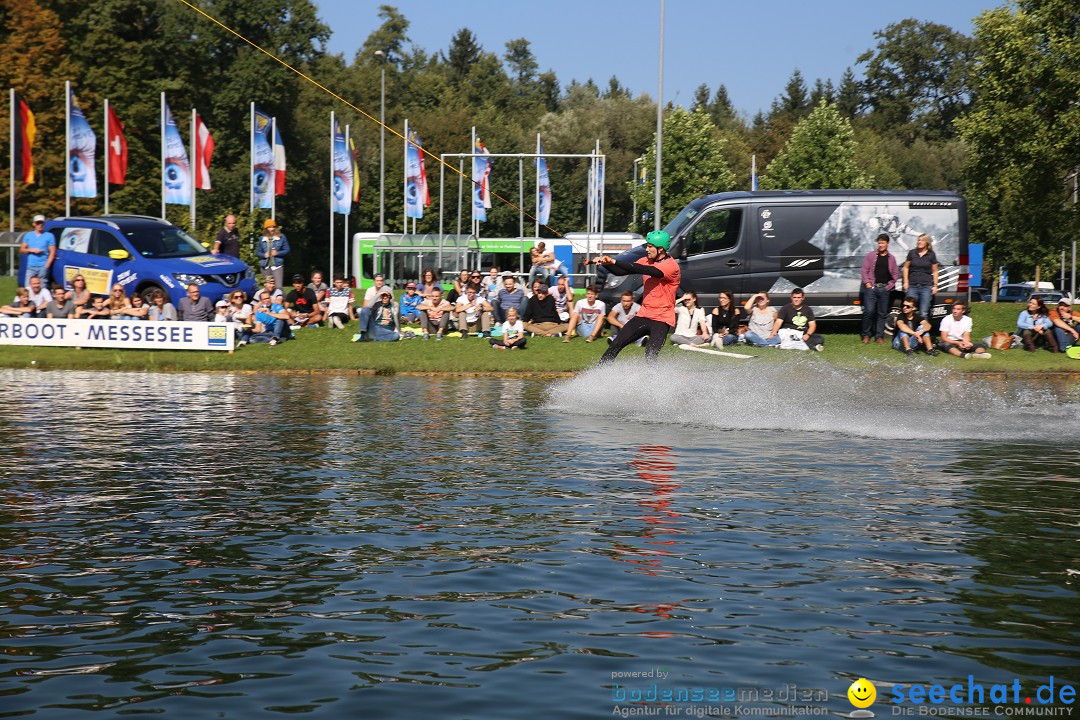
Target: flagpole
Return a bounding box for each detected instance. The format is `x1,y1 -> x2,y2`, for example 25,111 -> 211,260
190,108 -> 197,232
329,111 -> 334,286
270,116 -> 277,221
65,81 -> 71,217
104,99 -> 110,215
534,133 -> 540,239
403,118 -> 408,236
471,126 -> 476,241
160,92 -> 166,220
344,123 -> 350,282
9,89 -> 15,232
249,102 -> 254,212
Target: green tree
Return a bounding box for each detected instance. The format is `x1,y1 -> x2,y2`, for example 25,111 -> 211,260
629,107 -> 736,229
835,67 -> 862,118
761,100 -> 871,190
503,38 -> 538,89
857,18 -> 976,140
446,27 -> 481,82
957,0 -> 1080,274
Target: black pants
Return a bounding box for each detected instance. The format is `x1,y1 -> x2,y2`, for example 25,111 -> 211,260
599,316 -> 672,364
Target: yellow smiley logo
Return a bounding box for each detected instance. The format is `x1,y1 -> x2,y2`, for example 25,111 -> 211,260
848,678 -> 876,708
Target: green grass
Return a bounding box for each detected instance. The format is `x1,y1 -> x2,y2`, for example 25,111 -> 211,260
1,275 -> 1076,374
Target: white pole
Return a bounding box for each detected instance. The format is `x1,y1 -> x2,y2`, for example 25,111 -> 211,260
378,52 -> 386,234
344,123 -> 350,282
104,99 -> 110,215
160,91 -> 165,220
403,118 -> 408,235
10,89 -> 15,232
329,112 -> 335,285
654,0 -> 665,231
66,81 -> 71,217
471,126 -> 478,243
270,116 -> 276,221
535,133 -> 541,239
632,157 -> 638,230
190,108 -> 196,232
518,157 -> 523,243
249,102 -> 254,212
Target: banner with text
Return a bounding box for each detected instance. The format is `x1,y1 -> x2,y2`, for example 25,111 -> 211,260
0,318 -> 235,351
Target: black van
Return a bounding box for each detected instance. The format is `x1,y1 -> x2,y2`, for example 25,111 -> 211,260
598,190 -> 969,319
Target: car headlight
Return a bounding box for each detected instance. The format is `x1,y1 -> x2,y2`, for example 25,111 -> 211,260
604,273 -> 626,289
173,273 -> 206,285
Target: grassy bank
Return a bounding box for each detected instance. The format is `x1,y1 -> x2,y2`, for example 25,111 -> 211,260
1,276 -> 1077,374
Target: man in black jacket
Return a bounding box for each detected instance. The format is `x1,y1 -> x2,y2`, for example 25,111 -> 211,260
522,284 -> 569,337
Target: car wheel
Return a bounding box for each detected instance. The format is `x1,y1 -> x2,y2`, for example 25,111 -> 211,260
139,284 -> 165,305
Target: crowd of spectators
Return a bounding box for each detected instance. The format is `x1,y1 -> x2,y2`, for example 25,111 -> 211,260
4,263 -> 1080,358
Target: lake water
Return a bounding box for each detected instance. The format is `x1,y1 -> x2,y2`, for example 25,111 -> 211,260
1,359 -> 1078,719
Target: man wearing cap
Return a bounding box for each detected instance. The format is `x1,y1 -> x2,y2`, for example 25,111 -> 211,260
399,281 -> 423,324
595,230 -> 681,363
285,274 -> 322,328
256,218 -> 290,288
355,288 -> 400,342
1049,298 -> 1079,352
213,215 -> 240,257
20,214 -> 56,282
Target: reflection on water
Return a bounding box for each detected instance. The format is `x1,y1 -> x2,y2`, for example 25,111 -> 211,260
0,366 -> 1077,718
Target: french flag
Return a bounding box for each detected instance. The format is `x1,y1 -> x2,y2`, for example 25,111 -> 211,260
273,123 -> 286,195
194,113 -> 213,190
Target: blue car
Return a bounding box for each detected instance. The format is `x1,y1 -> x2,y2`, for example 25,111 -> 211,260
27,215 -> 256,305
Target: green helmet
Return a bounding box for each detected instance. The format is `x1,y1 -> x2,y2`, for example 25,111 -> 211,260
646,230 -> 671,251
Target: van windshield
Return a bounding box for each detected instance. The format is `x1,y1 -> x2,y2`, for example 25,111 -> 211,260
662,198 -> 705,239
124,227 -> 208,258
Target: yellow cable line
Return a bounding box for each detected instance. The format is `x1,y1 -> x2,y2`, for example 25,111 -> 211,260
175,0 -> 564,238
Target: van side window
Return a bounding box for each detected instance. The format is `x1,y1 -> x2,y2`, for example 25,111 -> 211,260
684,208 -> 742,256
90,231 -> 125,257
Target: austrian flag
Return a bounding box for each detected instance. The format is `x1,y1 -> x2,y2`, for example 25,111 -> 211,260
194,114 -> 214,190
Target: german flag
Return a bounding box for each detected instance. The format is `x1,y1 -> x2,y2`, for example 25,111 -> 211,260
13,93 -> 36,184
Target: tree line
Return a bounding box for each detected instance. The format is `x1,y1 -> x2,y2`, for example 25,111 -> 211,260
0,0 -> 1075,278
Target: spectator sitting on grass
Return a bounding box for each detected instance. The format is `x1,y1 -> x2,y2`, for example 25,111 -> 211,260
937,300 -> 990,358
1049,298 -> 1079,352
26,275 -> 50,316
355,289 -> 400,342
79,294 -> 111,320
491,307 -> 526,350
147,289 -> 177,321
522,283 -> 569,337
417,268 -> 440,300
363,273 -> 393,308
250,290 -> 292,346
325,274 -> 354,329
418,286 -> 453,340
44,285 -> 75,319
483,267 -> 501,298
710,290 -> 745,348
106,283 -> 132,319
743,292 -> 780,347
893,296 -> 937,356
774,288 -> 824,352
1017,296 -> 1058,352
115,293 -> 149,320
178,283 -> 214,322
550,275 -> 574,322
456,284 -> 493,338
607,291 -> 641,345
670,292 -> 709,346
491,274 -> 524,325
520,279 -> 542,318
307,271 -> 328,305
564,284 -> 606,343
285,274 -> 323,328
399,282 -> 423,325
1,287 -> 36,317
257,277 -> 284,303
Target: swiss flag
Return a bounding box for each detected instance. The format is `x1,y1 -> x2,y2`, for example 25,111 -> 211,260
194,113 -> 214,190
106,104 -> 127,185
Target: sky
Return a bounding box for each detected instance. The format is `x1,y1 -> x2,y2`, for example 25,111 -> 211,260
314,0 -> 1003,118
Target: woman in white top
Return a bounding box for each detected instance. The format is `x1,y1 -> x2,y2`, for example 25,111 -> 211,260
742,292 -> 780,346
670,291 -> 710,345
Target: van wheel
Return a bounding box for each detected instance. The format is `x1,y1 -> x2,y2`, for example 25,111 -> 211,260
139,285 -> 165,305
